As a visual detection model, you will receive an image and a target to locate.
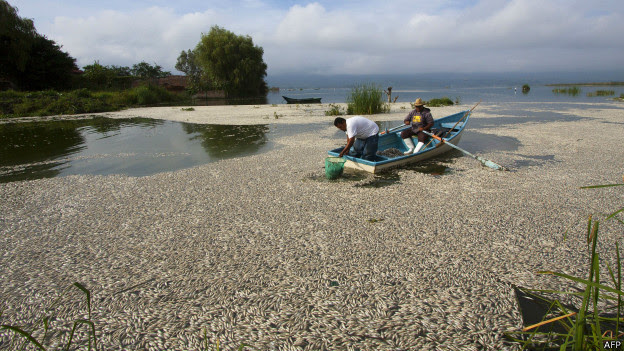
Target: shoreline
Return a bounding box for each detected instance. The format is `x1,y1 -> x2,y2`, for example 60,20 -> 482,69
1,100 -> 623,349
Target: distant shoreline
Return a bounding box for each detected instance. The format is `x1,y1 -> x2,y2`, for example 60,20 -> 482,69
545,81 -> 624,86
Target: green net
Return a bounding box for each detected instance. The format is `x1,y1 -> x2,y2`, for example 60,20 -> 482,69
325,157 -> 346,179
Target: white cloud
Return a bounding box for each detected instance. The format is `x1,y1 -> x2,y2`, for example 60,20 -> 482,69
9,0 -> 624,75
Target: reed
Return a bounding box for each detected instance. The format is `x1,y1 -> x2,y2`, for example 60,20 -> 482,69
506,181 -> 624,350
346,83 -> 389,115
1,282 -> 98,351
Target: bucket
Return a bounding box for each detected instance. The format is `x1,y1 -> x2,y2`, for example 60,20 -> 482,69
325,157 -> 346,179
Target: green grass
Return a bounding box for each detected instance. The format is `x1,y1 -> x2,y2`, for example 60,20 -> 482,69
324,103 -> 344,116
425,97 -> 454,107
346,83 -> 389,115
587,90 -> 615,97
0,85 -> 189,118
506,181 -> 624,350
1,282 -> 98,351
552,87 -> 582,96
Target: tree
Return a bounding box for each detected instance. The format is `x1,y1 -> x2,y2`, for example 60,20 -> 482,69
194,26 -> 267,97
0,1 -> 76,90
19,35 -> 77,90
83,61 -> 117,89
175,49 -> 203,94
130,61 -> 170,79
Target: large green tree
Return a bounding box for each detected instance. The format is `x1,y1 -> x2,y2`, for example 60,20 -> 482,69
0,0 -> 76,90
192,26 -> 268,97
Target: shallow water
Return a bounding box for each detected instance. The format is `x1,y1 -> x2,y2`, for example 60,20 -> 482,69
0,117 -> 321,183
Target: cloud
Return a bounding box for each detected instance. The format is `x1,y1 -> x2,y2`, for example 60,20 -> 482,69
50,6 -> 220,70
13,0 -> 624,75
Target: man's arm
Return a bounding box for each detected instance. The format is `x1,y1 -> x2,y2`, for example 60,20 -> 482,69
419,113 -> 434,131
339,136 -> 355,157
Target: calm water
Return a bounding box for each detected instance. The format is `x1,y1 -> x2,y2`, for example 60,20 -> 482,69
267,72 -> 624,105
2,73 -> 622,183
0,117 -> 321,183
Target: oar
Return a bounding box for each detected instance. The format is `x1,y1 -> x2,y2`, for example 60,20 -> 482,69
379,123 -> 406,135
422,130 -> 508,171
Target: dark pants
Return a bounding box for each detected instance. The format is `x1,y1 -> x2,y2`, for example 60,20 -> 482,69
401,128 -> 429,143
349,134 -> 379,161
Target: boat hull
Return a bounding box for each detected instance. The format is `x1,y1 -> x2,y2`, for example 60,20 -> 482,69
327,110 -> 470,173
282,96 -> 322,104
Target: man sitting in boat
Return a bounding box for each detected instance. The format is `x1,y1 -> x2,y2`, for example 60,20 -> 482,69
333,116 -> 379,161
401,98 -> 434,155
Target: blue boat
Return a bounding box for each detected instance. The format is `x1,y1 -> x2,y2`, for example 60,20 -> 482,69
328,110 -> 471,173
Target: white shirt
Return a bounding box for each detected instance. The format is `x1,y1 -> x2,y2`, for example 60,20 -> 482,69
345,116 -> 379,139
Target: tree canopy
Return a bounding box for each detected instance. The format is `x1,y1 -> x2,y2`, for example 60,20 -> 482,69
180,26 -> 268,97
0,0 -> 77,90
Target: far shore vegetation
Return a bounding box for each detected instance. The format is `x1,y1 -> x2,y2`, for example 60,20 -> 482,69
546,82 -> 624,86
1,2 -> 269,118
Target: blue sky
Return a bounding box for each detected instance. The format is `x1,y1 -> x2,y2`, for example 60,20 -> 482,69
8,0 -> 624,76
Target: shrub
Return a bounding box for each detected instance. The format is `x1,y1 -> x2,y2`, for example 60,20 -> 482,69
425,97 -> 454,107
346,83 -> 389,115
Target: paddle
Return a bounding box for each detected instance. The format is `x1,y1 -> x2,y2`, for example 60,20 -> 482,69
421,130 -> 508,171
379,123 -> 406,135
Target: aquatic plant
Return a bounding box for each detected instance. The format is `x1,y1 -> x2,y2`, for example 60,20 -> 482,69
522,84 -> 530,93
587,90 -> 615,97
346,83 -> 389,115
553,87 -> 582,96
506,180 -> 624,350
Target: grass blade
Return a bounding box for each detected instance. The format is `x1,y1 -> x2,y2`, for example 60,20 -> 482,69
1,325 -> 47,351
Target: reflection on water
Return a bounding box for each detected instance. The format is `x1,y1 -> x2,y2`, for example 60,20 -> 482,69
181,124 -> 269,158
0,117 -> 273,183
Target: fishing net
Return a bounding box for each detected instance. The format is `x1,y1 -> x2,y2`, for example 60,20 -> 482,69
325,157 -> 346,179
377,148 -> 403,158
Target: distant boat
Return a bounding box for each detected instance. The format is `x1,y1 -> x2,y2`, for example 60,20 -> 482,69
327,110 -> 471,173
282,96 -> 322,104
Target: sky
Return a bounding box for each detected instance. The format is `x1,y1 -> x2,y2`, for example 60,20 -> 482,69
7,0 -> 624,77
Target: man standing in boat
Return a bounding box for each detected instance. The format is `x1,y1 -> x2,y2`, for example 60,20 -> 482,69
401,98 -> 434,155
334,116 -> 379,161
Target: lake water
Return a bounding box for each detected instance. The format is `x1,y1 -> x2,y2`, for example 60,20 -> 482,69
2,73 -> 622,183
266,72 -> 624,105
0,117 -> 323,183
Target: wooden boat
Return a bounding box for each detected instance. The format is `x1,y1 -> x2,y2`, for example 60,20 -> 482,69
282,96 -> 322,104
327,110 -> 471,173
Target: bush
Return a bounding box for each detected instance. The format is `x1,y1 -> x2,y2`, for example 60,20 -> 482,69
0,85 -> 188,117
425,97 -> 454,107
346,83 -> 389,115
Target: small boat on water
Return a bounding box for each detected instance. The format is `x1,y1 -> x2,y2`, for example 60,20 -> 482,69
327,110 -> 471,173
282,96 -> 322,104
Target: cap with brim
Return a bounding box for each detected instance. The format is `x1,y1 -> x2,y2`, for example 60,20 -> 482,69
413,98 -> 425,106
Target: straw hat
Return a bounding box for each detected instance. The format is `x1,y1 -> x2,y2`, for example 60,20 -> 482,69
413,98 -> 425,107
